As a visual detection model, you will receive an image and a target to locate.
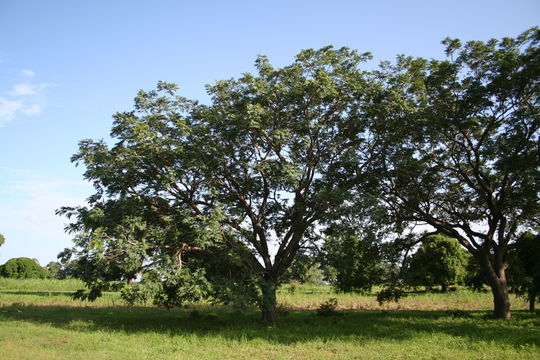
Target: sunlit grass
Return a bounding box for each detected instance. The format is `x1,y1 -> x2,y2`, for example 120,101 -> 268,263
0,279 -> 537,359
0,278 -> 530,311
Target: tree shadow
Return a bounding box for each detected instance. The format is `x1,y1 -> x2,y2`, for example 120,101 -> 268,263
3,291 -> 73,297
1,303 -> 538,348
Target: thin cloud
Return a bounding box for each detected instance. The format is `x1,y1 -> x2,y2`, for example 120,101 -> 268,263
9,82 -> 38,96
0,96 -> 23,125
21,69 -> 35,78
0,169 -> 92,265
0,69 -> 52,126
21,103 -> 43,115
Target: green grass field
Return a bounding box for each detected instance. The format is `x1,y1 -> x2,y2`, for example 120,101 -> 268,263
1,279 -> 538,359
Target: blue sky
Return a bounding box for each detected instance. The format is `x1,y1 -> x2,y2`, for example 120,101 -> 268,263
0,0 -> 538,266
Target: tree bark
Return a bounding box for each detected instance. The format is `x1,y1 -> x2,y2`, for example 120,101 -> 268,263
482,254 -> 511,319
260,280 -> 278,325
529,290 -> 535,312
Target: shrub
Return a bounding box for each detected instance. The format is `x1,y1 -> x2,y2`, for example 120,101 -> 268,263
406,235 -> 469,292
316,298 -> 341,316
1,257 -> 49,279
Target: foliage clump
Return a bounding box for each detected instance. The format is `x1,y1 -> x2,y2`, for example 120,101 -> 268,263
0,257 -> 49,279
406,235 -> 470,292
316,298 -> 341,316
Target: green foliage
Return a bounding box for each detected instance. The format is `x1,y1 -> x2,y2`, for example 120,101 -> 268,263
45,262 -> 62,278
463,256 -> 489,291
508,232 -> 540,310
316,297 -> 341,316
0,257 -> 49,279
58,29 -> 539,321
322,230 -> 386,293
406,235 -> 470,292
282,251 -> 325,286
59,46 -> 379,322
377,283 -> 407,305
372,27 -> 540,318
0,234 -> 5,247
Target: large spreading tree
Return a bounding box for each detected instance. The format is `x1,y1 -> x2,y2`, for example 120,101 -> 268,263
371,28 -> 539,318
60,47 -> 379,323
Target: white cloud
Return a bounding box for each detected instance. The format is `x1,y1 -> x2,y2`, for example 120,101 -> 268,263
21,69 -> 35,78
21,103 -> 43,115
9,82 -> 38,96
0,96 -> 23,125
0,69 -> 51,126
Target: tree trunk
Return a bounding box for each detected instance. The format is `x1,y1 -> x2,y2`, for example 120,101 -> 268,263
441,284 -> 448,293
491,282 -> 511,319
487,266 -> 511,318
529,290 -> 535,312
260,281 -> 278,325
480,252 -> 511,319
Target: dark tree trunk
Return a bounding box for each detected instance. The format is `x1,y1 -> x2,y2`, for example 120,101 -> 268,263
478,251 -> 511,319
483,259 -> 511,318
529,290 -> 535,312
441,284 -> 448,292
491,281 -> 511,319
260,281 -> 278,325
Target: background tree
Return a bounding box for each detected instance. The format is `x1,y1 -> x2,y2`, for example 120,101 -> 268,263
282,249 -> 325,286
0,257 -> 49,279
60,47 -> 379,323
0,233 -> 5,257
321,230 -> 385,293
372,28 -> 540,318
45,261 -> 63,279
406,234 -> 469,292
507,231 -> 540,311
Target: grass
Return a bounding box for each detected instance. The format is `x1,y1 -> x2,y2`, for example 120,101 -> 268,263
1,279 -> 538,359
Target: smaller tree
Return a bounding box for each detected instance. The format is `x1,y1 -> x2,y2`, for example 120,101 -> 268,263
0,234 -> 5,247
507,232 -> 540,311
282,249 -> 325,285
322,230 -> 386,293
1,257 -> 49,279
463,256 -> 489,291
46,261 -> 62,278
406,235 -> 469,292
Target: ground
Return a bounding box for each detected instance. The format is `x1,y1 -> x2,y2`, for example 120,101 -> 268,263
0,279 -> 538,359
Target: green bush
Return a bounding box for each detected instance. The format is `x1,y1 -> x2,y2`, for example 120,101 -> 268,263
406,235 -> 469,292
0,257 -> 49,279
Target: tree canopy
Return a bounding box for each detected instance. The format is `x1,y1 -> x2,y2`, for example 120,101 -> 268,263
59,46 -> 380,323
60,28 -> 539,322
0,257 -> 49,279
508,232 -> 540,311
371,28 -> 540,318
406,234 -> 470,292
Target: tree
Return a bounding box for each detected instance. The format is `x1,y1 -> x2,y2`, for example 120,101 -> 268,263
0,234 -> 5,247
507,232 -> 540,311
321,230 -> 386,293
372,28 -> 540,318
59,46 -> 379,323
282,249 -> 325,285
1,257 -> 49,279
406,234 -> 469,292
46,261 -> 62,278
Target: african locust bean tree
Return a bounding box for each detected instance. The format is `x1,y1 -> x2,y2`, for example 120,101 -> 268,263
59,46 -> 379,323
371,28 -> 540,318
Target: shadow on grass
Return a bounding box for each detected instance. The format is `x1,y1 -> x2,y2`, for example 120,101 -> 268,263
1,302 -> 538,348
2,291 -> 75,297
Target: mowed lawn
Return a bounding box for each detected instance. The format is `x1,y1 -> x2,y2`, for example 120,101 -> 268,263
0,279 -> 538,360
